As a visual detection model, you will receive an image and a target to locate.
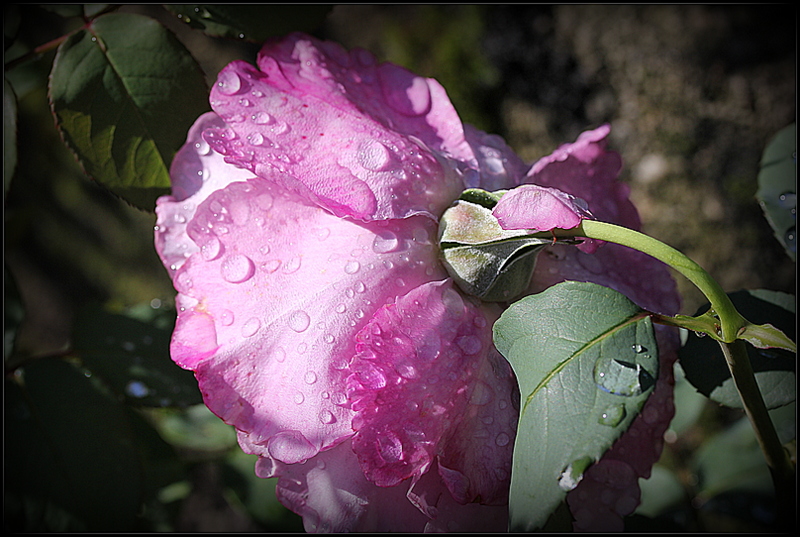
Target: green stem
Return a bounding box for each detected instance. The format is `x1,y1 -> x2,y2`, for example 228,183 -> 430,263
569,220 -> 749,341
719,339 -> 795,524
550,219 -> 795,521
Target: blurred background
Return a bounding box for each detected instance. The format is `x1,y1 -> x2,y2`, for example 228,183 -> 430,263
5,4 -> 795,532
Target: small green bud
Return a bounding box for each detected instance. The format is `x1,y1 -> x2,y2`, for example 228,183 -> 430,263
439,191 -> 551,302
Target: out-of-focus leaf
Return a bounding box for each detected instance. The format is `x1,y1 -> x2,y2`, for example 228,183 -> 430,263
494,281 -> 658,531
72,304 -> 203,408
756,123 -> 796,261
680,290 -> 795,409
165,4 -> 332,42
4,76 -> 18,199
222,449 -> 304,531
49,12 -> 209,210
694,402 -> 795,499
4,358 -> 142,531
635,464 -> 687,518
4,264 -> 24,363
148,404 -> 238,453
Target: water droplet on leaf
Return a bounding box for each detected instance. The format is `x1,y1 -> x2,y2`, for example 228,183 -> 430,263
598,404 -> 627,426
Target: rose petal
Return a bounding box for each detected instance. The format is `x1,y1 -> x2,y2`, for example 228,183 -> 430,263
204,35 -> 467,222
492,184 -> 594,231
264,440 -> 509,532
524,124 -> 639,229
347,280 -> 517,506
155,112 -> 255,273
159,171 -> 448,466
461,124 -> 529,191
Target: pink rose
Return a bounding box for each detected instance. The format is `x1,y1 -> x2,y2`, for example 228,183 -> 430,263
155,33 -> 679,532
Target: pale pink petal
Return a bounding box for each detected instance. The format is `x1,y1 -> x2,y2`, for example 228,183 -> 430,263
525,124 -> 639,228
492,184 -> 594,231
155,112 -> 255,273
263,440 -> 509,532
204,35 -> 467,222
160,172 -> 448,467
346,280 -> 517,506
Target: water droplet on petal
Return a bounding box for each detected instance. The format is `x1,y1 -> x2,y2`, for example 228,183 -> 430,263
200,236 -> 223,261
344,260 -> 361,274
304,371 -> 317,384
288,310 -> 311,332
294,392 -> 305,404
267,430 -> 317,464
248,132 -> 265,146
372,230 -> 399,253
495,432 -> 510,447
319,410 -> 336,424
598,404 -> 627,426
220,309 -> 235,326
469,380 -> 494,406
456,335 -> 482,355
217,70 -> 243,95
377,431 -> 403,463
282,256 -> 302,274
358,140 -> 392,171
241,317 -> 261,337
221,254 -> 255,283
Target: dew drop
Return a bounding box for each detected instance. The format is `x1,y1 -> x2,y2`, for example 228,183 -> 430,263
598,404 -> 627,426
335,303 -> 347,314
323,334 -> 336,344
217,70 -> 243,95
248,132 -> 265,146
456,335 -> 482,355
632,344 -> 647,354
200,236 -> 223,261
344,260 -> 361,274
319,410 -> 336,424
221,254 -> 255,283
469,380 -> 494,406
288,310 -> 311,333
777,191 -> 796,210
255,192 -> 274,211
372,230 -> 399,253
282,256 -> 302,274
252,111 -> 271,124
304,371 -> 318,384
263,259 -> 281,273
267,430 -> 316,464
220,309 -> 235,326
241,317 -> 261,337
495,432 -> 510,447
558,457 -> 593,492
594,358 -> 655,396
358,140 -> 392,171
294,392 -> 305,405
377,431 -> 403,463
785,226 -> 796,253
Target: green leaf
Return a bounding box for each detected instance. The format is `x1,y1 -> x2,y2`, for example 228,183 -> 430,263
680,290 -> 795,409
165,4 -> 332,42
493,281 -> 658,531
4,358 -> 142,531
756,123 -> 796,261
49,12 -> 209,210
72,304 -> 203,408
